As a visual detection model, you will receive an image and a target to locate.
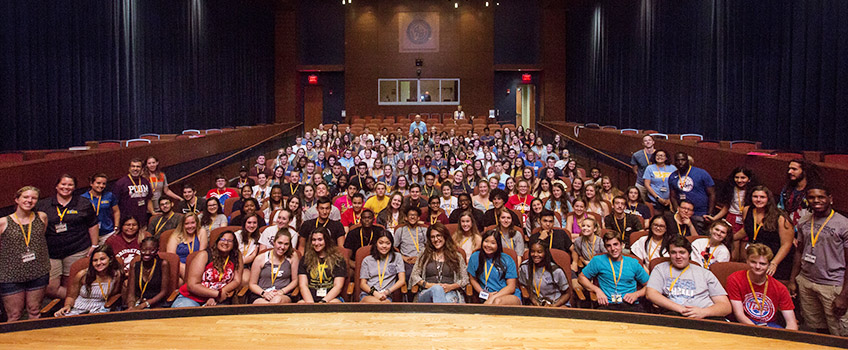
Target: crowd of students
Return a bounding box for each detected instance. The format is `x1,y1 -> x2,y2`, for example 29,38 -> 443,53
0,118 -> 846,338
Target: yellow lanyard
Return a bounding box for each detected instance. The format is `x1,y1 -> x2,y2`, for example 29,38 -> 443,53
377,258 -> 388,288
188,236 -> 196,254
315,219 -> 329,229
703,244 -> 717,268
735,188 -> 745,209
430,214 -> 439,225
91,193 -> 102,216
668,264 -> 690,292
810,210 -> 835,248
218,256 -> 230,282
647,238 -> 662,260
614,215 -> 627,239
540,230 -> 554,250
533,266 -> 546,297
13,213 -> 33,248
150,174 -> 159,192
746,271 -> 768,312
483,261 -> 494,289
424,186 -> 434,198
675,214 -> 686,236
56,207 -> 69,224
353,211 -> 361,225
138,259 -> 157,298
128,175 -> 138,187
607,257 -> 624,289
96,280 -> 110,301
582,234 -> 598,260
503,232 -> 515,250
644,150 -> 652,165
270,255 -> 282,286
317,262 -> 328,284
290,183 -> 299,195
154,212 -> 174,235
238,178 -> 247,188
242,239 -> 252,257
359,229 -> 373,247
752,211 -> 765,241
409,227 -> 421,252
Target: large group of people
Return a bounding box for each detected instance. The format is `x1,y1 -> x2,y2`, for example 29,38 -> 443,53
0,118 -> 846,338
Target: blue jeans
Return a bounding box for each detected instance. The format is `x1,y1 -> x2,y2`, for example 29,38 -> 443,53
171,294 -> 202,308
418,285 -> 448,303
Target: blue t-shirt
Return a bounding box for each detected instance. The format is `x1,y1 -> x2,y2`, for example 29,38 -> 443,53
524,160 -> 544,176
630,149 -> 654,183
581,255 -> 649,299
667,166 -> 715,216
642,164 -> 677,202
81,191 -> 118,236
467,251 -> 522,298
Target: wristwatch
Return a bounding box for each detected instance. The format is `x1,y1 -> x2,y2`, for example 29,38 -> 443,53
369,286 -> 377,296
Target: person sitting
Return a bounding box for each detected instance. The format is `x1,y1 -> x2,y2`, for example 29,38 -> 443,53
506,180 -> 535,227
54,245 -> 123,316
454,212 -> 483,263
340,193 -> 366,233
176,184 -> 205,215
199,197 -> 228,233
297,227 -> 347,303
260,208 -> 300,254
230,198 -> 266,227
205,174 -> 239,207
426,196 -> 450,226
646,235 -> 731,319
488,210 -> 525,259
172,231 -> 242,307
438,183 -> 458,217
394,206 -> 427,279
529,210 -> 572,253
409,224 -> 469,303
230,185 -> 254,214
728,244 -> 797,329
343,209 -> 383,261
482,189 -> 521,229
148,198 -> 182,239
105,216 -> 142,274
631,215 -> 672,270
364,182 -> 391,214
126,237 -> 171,310
299,196 -> 346,249
578,231 -> 649,312
666,200 -> 698,236
519,242 -> 570,307
235,213 -> 262,288
603,196 -> 644,248
570,217 -> 606,274
166,213 -> 209,283
467,230 -> 522,305
248,230 -> 299,304
448,194 -> 486,231
359,231 -> 406,303
229,166 -> 256,189
690,220 -> 732,268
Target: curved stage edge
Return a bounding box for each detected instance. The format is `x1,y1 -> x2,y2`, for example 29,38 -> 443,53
0,304 -> 845,349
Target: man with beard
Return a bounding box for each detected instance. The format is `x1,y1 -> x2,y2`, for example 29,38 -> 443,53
779,159 -> 823,226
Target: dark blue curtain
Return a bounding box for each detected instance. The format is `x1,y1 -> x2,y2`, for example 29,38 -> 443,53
0,0 -> 275,152
565,0 -> 848,152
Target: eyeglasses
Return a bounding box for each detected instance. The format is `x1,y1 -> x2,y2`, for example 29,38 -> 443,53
652,224 -> 666,228
219,239 -> 234,243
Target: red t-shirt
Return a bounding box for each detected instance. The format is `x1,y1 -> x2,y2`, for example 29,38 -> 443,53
206,188 -> 239,207
105,235 -> 141,273
340,209 -> 363,227
726,270 -> 794,324
506,195 -> 534,225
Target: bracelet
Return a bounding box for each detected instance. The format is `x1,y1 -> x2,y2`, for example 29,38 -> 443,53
144,301 -> 150,308
369,286 -> 377,296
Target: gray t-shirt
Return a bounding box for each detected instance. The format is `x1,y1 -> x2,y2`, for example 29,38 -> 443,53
394,226 -> 427,258
518,263 -> 569,302
647,262 -> 726,309
797,212 -> 848,285
630,149 -> 653,183
500,231 -> 525,258
360,252 -> 405,290
573,235 -> 607,262
302,206 -> 341,221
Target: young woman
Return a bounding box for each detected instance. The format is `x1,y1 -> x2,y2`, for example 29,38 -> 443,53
454,212 -> 484,262
172,231 -> 242,307
732,186 -> 794,280
235,213 -> 262,287
261,185 -> 285,221
467,231 -> 522,305
472,180 -> 493,212
167,213 -> 209,282
709,167 -> 757,233
534,178 -> 552,202
545,182 -> 572,228
439,182 -> 458,217
642,149 -> 676,212
568,177 -> 584,203
199,198 -> 228,233
301,184 -> 316,211
452,169 -> 474,195
270,167 -> 286,187
727,244 -> 798,329
376,193 -> 405,233
570,217 -> 606,272
631,215 -> 671,269
298,227 -> 347,303
54,246 -> 122,316
126,237 -> 171,310
524,198 -> 545,235
285,196 -> 303,232
624,186 -> 652,225
409,164 -> 424,186
248,230 -> 299,304
506,180 -> 535,226
505,177 -> 518,196
359,231 -> 406,303
230,198 -> 266,227
144,156 -> 182,212
691,220 -> 733,268
563,160 -> 579,183
394,176 -> 410,196
491,210 -> 525,258
437,168 -> 450,188
370,158 -> 385,180
599,177 -> 623,204
427,196 -> 450,226
0,186 -> 50,321
520,242 -> 570,307
231,185 -> 254,215
410,223 -> 469,303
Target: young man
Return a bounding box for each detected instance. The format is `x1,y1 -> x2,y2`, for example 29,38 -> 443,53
334,183 -> 359,215
631,135 -> 655,200
523,152 -> 544,177
350,162 -> 371,192
529,210 -> 572,252
666,200 -> 699,236
728,244 -> 798,329
393,207 -> 427,278
205,174 -> 239,207
668,152 -> 715,235
579,231 -> 650,312
176,184 -> 205,215
114,158 -> 154,227
340,193 -> 366,233
646,236 -> 731,320
299,196 -> 346,249
343,209 -> 383,256
281,169 -> 302,199
324,163 -> 344,189
403,184 -> 428,210
482,189 -> 521,228
779,159 -> 822,226
229,165 -> 255,189
409,114 -> 427,135
421,172 -> 442,199
603,196 -> 644,247
249,155 -> 272,177
81,173 -> 120,244
148,197 -> 182,239
788,185 -> 848,336
252,173 -> 272,204
364,182 -> 390,214
448,194 -> 486,231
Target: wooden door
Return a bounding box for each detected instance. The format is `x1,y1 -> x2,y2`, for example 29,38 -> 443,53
304,85 -> 323,132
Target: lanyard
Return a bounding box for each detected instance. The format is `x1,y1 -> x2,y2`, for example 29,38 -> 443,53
752,211 -> 764,241
315,219 -> 329,229
409,227 -> 421,253
424,186 -> 434,198
746,271 -> 768,312
648,238 -> 662,260
483,261 -> 494,290
360,229 -> 373,247
270,255 -> 282,286
533,266 -> 546,297
90,192 -> 102,216
218,256 -> 230,282
431,214 -> 439,225
668,264 -> 690,292
56,206 -> 69,224
503,232 -> 515,250
96,280 -> 110,301
703,245 -> 717,268
377,258 -> 388,288
541,230 -> 554,250
613,215 -> 627,239
187,197 -> 197,213
150,174 -> 159,192
188,236 -> 196,254
460,236 -> 471,249
735,188 -> 745,209
582,234 -> 597,260
353,211 -> 361,225
13,213 -> 34,248
810,210 -> 835,248
290,183 -> 299,195
317,262 -> 328,284
154,212 -> 174,235
644,149 -> 652,165
675,214 -> 686,236
607,257 -> 624,290
238,178 -> 248,188
128,175 -> 138,187
242,239 -> 252,257
138,259 -> 157,297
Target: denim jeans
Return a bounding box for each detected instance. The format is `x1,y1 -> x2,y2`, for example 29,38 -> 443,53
418,285 -> 448,303
171,294 -> 202,308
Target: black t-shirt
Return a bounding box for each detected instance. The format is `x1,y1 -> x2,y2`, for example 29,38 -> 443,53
402,197 -> 427,210
448,207 -> 486,231
482,208 -> 521,229
229,177 -> 256,189
36,196 -> 99,259
529,229 -> 573,253
281,182 -> 303,199
299,219 -> 345,244
343,226 -> 384,253
297,257 -> 347,299
176,198 -> 206,215
603,214 -> 644,248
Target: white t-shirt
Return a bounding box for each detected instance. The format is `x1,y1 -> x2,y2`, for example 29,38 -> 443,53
440,197 -> 458,216
690,238 -> 731,268
630,236 -> 669,268
258,225 -> 299,250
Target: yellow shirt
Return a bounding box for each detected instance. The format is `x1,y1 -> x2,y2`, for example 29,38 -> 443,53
364,195 -> 391,215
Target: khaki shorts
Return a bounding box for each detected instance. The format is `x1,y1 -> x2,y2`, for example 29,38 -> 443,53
98,231 -> 115,246
50,248 -> 90,279
796,274 -> 848,336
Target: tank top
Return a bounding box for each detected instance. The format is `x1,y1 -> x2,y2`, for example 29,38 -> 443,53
570,213 -> 585,236
69,279 -> 114,315
0,214 -> 50,283
257,251 -> 292,291
458,235 -> 474,262
176,235 -> 201,263
132,258 -> 163,301
743,210 -> 793,280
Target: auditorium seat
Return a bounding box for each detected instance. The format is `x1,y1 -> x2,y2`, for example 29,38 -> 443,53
205,129 -> 223,134
620,128 -> 639,135
649,133 -> 668,140
697,140 -> 721,148
0,152 -> 25,164
642,129 -> 659,135
126,139 -> 152,147
708,261 -> 748,291
44,150 -> 77,160
680,133 -> 704,141
98,140 -> 123,149
823,153 -> 848,167
648,257 -> 701,272
584,123 -> 600,129
774,151 -> 804,160
139,133 -> 161,140
730,140 -> 759,150
182,129 -> 201,135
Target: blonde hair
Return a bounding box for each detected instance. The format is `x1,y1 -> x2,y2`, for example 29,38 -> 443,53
16,186 -> 40,199
175,213 -> 201,242
746,243 -> 774,262
580,216 -> 600,235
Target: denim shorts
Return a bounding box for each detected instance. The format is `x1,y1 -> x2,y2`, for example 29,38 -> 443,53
0,274 -> 49,296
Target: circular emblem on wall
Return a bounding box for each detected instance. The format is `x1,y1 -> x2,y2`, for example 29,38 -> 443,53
406,19 -> 432,45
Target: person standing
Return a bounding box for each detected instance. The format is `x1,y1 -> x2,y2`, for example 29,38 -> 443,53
631,135 -> 655,200
81,173 -> 120,245
668,152 -> 715,235
114,158 -> 154,228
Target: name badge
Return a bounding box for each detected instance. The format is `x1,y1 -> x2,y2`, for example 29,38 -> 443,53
803,253 -> 816,264
316,288 -> 328,297
138,200 -> 146,207
659,187 -> 667,192
55,223 -> 68,233
478,291 -> 490,300
610,294 -> 623,304
264,287 -> 276,293
21,251 -> 36,263
735,216 -> 743,224
679,194 -> 687,200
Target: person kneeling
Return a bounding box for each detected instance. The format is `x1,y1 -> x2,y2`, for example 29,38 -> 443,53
359,231 -> 405,302
578,231 -> 648,312
645,236 -> 731,320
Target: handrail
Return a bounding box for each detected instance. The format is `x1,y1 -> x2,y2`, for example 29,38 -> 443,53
539,122 -> 631,168
170,123 -> 302,186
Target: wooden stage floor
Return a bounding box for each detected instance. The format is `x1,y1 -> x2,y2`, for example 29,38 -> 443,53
0,311 -> 842,349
